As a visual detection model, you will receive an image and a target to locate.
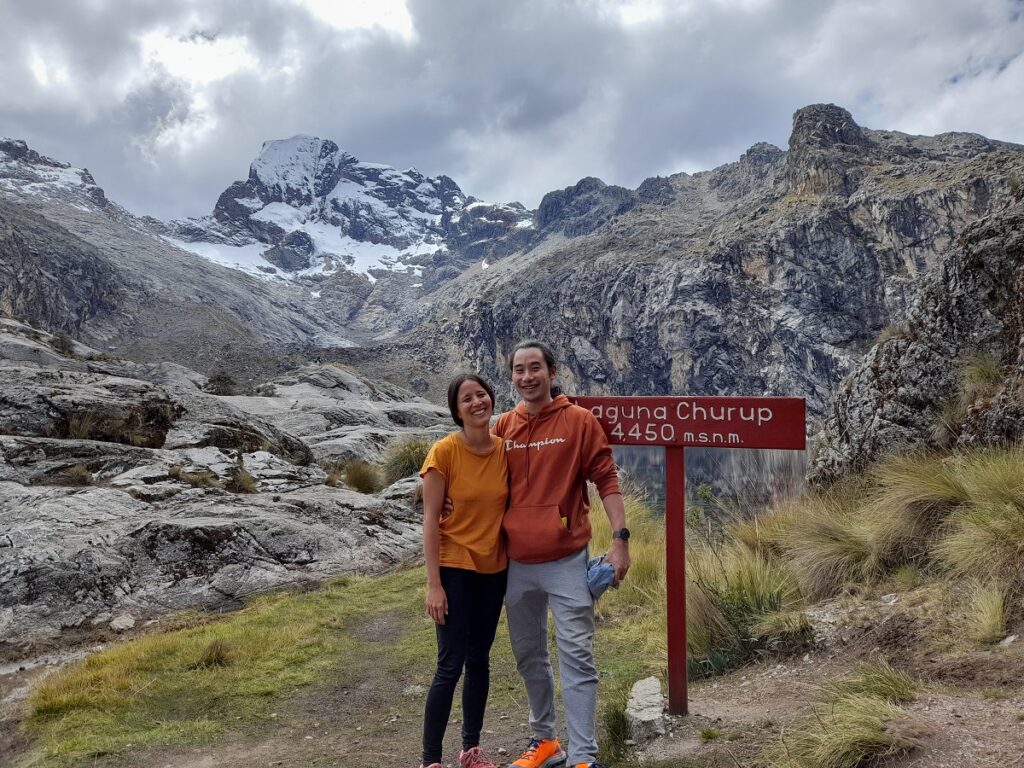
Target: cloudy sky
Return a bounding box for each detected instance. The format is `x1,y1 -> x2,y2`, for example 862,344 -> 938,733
2,0 -> 1022,219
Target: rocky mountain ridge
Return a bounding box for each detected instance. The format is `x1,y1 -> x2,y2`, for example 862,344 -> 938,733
3,105 -> 1024,418
379,105 -> 1024,413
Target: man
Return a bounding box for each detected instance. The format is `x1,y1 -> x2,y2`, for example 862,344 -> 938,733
496,340 -> 631,768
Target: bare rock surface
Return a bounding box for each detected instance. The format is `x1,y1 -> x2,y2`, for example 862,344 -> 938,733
0,321 -> 445,658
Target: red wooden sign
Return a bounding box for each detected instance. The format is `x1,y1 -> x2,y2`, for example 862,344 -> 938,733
572,396 -> 806,715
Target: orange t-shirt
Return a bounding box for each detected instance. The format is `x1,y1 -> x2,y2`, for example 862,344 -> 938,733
419,433 -> 508,574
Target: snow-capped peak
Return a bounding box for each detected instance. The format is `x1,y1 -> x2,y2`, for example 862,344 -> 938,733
165,135 -> 469,281
0,138 -> 108,209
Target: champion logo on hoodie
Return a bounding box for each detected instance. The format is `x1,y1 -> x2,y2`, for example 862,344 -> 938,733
504,436 -> 567,452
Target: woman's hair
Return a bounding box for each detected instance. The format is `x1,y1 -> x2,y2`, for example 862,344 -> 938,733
507,339 -> 562,397
447,373 -> 496,428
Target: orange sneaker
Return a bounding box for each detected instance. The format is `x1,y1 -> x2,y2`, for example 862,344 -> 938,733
509,738 -> 566,768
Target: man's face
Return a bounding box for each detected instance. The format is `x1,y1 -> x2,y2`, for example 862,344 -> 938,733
511,347 -> 555,406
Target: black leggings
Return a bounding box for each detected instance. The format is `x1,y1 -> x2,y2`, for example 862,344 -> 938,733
423,566 -> 508,765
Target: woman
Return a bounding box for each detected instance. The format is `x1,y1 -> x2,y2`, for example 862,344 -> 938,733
417,373 -> 508,768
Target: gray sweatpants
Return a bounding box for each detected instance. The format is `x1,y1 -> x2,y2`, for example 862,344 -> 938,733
505,548 -> 597,765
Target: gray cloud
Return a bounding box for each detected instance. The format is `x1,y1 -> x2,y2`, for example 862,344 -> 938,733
1,0 -> 1022,219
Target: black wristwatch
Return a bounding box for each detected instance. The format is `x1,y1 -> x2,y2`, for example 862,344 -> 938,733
612,527 -> 630,542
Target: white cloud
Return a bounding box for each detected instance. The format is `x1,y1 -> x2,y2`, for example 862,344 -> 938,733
0,0 -> 1020,219
139,30 -> 258,86
291,0 -> 415,39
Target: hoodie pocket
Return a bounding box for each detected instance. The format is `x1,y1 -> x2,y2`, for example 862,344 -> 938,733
502,505 -> 573,562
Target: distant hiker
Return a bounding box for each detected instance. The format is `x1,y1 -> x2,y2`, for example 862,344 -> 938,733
418,373 -> 508,768
497,340 -> 630,768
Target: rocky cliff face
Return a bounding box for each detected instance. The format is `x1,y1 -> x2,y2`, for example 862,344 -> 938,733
388,105 -> 1024,414
808,196 -> 1024,484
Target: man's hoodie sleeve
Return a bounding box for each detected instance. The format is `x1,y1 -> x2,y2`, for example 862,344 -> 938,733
582,410 -> 621,498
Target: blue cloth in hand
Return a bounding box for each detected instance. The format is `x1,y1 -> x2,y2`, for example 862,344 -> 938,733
587,553 -> 619,599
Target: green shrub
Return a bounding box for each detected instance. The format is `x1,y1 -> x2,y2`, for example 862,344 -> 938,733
205,371 -> 237,396
382,438 -> 431,485
345,461 -> 383,494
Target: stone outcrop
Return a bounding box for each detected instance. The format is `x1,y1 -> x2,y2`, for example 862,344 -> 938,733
808,199 -> 1024,484
0,319 -> 448,657
0,479 -> 422,654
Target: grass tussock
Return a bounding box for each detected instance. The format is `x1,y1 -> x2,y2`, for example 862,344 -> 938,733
382,438 -> 431,485
964,581 -> 1006,644
766,491 -> 880,600
760,446 -> 1024,608
862,453 -> 968,567
959,351 -> 1003,406
344,461 -> 383,494
193,639 -> 232,669
225,466 -> 258,494
319,459 -> 345,488
875,322 -> 917,345
66,412 -> 101,440
769,694 -> 926,768
821,660 -> 919,704
60,463 -> 94,486
766,663 -> 926,768
176,468 -> 219,488
687,544 -> 805,675
933,447 -> 1024,589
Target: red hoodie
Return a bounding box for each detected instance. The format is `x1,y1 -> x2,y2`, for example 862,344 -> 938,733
494,394 -> 621,563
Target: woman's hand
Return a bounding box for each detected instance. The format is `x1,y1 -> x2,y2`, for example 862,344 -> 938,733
426,583 -> 448,625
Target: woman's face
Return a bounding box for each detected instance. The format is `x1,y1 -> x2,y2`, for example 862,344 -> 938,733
457,379 -> 493,428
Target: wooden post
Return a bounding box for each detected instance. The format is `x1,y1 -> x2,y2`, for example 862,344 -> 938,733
665,446 -> 688,715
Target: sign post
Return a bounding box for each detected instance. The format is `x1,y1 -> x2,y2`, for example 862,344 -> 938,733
572,396 -> 806,715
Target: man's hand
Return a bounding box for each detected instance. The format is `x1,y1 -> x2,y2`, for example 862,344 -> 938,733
605,538 -> 630,583
441,495 -> 454,519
